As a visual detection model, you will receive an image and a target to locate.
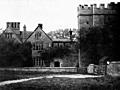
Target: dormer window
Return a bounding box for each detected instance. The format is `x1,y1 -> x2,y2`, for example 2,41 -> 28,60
86,21 -> 89,24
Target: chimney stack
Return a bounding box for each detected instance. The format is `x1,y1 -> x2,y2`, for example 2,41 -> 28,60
23,25 -> 26,32
69,28 -> 73,41
38,24 -> 43,29
6,22 -> 20,30
23,25 -> 27,42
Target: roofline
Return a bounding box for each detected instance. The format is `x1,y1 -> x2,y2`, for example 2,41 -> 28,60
1,28 -> 22,43
52,40 -> 76,43
24,25 -> 52,42
41,27 -> 53,41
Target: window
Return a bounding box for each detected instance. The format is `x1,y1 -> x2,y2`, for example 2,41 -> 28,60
32,43 -> 43,50
53,43 -> 58,47
11,23 -> 13,28
59,43 -> 63,47
86,21 -> 89,24
65,43 -> 70,47
5,33 -> 12,39
32,43 -> 35,50
33,56 -> 44,66
18,23 -> 20,28
35,32 -> 42,40
15,23 -> 16,28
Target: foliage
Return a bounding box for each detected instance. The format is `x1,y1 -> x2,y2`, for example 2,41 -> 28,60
41,47 -> 72,66
77,26 -> 114,66
0,37 -> 32,67
19,42 -> 33,67
77,6 -> 120,66
47,28 -> 77,39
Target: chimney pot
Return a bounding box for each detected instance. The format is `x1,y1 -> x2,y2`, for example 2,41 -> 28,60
69,29 -> 73,41
38,24 -> 43,29
23,25 -> 26,31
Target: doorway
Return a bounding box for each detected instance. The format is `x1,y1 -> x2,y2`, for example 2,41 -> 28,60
54,61 -> 60,67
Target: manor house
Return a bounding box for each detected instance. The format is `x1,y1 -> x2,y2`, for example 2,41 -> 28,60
1,22 -> 77,67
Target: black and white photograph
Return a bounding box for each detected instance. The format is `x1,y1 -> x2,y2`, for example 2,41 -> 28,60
0,0 -> 120,90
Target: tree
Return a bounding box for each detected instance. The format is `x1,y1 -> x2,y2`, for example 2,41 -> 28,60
18,42 -> 32,67
77,26 -> 114,66
41,46 -> 72,66
0,37 -> 32,67
47,28 -> 77,39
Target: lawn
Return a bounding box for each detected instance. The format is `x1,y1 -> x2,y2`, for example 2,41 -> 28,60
0,69 -> 78,82
0,75 -> 120,90
0,70 -> 47,82
0,69 -> 120,90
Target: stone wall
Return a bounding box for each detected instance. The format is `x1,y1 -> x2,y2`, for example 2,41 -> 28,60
50,54 -> 78,67
77,2 -> 119,30
87,61 -> 120,75
0,67 -> 77,72
107,61 -> 120,76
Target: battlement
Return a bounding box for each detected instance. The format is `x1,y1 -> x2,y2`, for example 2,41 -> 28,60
77,2 -> 119,16
78,2 -> 120,11
77,2 -> 120,31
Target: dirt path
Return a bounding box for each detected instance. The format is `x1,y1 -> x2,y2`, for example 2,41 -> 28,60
0,74 -> 102,86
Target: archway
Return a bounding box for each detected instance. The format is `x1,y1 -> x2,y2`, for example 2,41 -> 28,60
54,61 -> 60,67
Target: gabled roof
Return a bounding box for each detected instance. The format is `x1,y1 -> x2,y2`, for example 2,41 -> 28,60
1,27 -> 22,43
20,31 -> 32,40
25,25 -> 52,42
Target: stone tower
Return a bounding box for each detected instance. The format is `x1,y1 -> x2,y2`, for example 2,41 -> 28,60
77,2 -> 120,30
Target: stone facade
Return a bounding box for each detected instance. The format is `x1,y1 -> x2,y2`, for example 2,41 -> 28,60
107,61 -> 120,76
77,2 -> 120,30
25,24 -> 76,67
1,22 -> 76,67
2,22 -> 22,43
77,2 -> 120,67
26,24 -> 53,67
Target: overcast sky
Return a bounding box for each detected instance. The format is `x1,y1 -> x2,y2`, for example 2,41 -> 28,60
0,0 -> 119,33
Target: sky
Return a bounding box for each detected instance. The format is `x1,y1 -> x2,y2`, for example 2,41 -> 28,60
0,0 -> 119,33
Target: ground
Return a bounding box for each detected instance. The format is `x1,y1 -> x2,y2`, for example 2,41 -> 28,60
0,70 -> 120,90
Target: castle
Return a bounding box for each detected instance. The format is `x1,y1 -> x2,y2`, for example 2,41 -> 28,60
77,2 -> 120,30
1,2 -> 120,67
77,2 -> 120,65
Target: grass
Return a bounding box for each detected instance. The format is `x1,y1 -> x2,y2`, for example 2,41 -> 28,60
0,69 -> 120,90
0,69 -> 78,82
0,70 -> 48,82
0,74 -> 120,90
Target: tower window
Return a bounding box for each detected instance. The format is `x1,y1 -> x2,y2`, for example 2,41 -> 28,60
86,21 -> 89,24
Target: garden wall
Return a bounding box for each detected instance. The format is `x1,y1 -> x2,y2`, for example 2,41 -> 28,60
0,67 -> 77,73
107,61 -> 120,76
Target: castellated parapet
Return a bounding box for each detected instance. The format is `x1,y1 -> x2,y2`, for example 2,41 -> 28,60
77,2 -> 120,29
